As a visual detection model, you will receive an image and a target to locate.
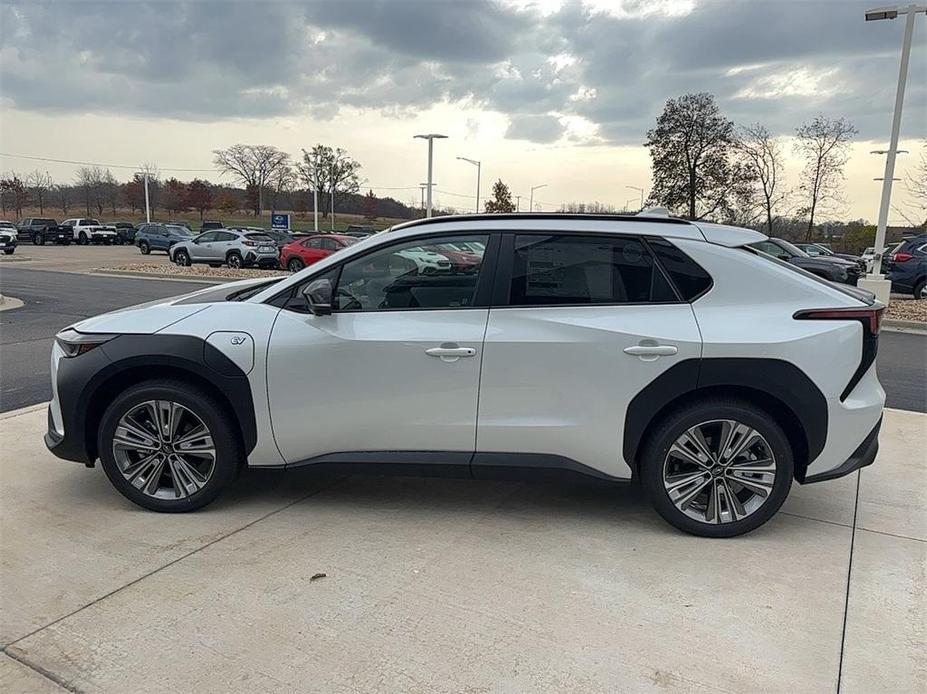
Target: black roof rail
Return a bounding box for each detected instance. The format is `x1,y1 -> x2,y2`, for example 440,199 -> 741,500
389,212 -> 693,232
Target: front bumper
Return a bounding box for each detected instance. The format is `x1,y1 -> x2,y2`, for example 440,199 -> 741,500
803,416 -> 881,483
0,236 -> 16,248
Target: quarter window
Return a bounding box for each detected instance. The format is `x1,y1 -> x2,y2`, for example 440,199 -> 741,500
648,237 -> 712,301
333,234 -> 489,311
508,234 -> 675,305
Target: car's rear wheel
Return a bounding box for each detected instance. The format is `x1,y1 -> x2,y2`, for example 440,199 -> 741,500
97,380 -> 241,512
226,252 -> 243,269
640,399 -> 793,537
139,241 -> 150,255
3,249 -> 13,255
174,249 -> 191,266
287,257 -> 305,272
79,231 -> 89,245
33,233 -> 45,246
914,279 -> 926,300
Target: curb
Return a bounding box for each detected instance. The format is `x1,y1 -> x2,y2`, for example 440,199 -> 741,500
882,318 -> 927,335
0,295 -> 24,312
90,270 -> 230,284
0,402 -> 47,420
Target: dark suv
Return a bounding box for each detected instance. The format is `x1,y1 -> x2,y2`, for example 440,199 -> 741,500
15,218 -> 72,245
749,238 -> 861,285
888,234 -> 927,299
134,223 -> 194,254
200,220 -> 224,232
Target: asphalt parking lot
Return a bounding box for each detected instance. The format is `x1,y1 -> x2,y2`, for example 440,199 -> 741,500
1,404 -> 924,693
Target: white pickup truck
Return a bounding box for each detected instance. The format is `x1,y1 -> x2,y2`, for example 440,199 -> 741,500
61,218 -> 118,245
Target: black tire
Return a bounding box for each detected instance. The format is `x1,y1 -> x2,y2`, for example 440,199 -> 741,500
114,237 -> 124,246
60,239 -> 71,246
79,231 -> 89,245
139,240 -> 150,255
174,249 -> 191,267
640,398 -> 793,538
287,257 -> 305,272
97,380 -> 242,512
3,249 -> 13,255
226,252 -> 243,269
208,263 -> 222,268
33,233 -> 45,246
914,279 -> 926,300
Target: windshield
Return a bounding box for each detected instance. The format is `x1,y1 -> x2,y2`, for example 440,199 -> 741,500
36,219 -> 55,225
167,225 -> 192,235
776,239 -> 807,257
0,222 -> 15,228
86,219 -> 100,225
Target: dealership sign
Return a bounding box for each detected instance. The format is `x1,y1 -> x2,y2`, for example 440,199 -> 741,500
271,213 -> 291,230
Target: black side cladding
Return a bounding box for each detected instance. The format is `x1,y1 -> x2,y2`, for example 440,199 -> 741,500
48,334 -> 257,464
622,358 -> 828,470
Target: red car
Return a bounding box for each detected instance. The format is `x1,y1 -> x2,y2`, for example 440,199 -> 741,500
280,234 -> 357,271
420,242 -> 482,272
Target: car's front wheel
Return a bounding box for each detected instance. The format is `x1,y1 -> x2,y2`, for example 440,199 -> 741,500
79,231 -> 89,245
640,399 -> 793,537
97,380 -> 241,512
139,241 -> 150,255
33,233 -> 45,246
174,249 -> 191,266
3,249 -> 13,255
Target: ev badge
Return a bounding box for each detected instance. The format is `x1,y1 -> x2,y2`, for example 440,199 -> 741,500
230,336 -> 247,345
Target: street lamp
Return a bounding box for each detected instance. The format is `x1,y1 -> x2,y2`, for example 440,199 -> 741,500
860,3 -> 926,304
135,170 -> 152,223
456,156 -> 481,213
529,184 -> 547,212
414,134 -> 448,218
626,185 -> 645,210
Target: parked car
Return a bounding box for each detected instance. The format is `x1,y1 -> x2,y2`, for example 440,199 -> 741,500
135,223 -> 194,254
200,220 -> 224,232
860,246 -> 892,273
44,213 -> 885,538
61,218 -> 118,245
15,218 -> 72,245
111,222 -> 138,245
887,234 -> 927,299
169,229 -> 280,269
279,234 -> 358,271
882,240 -> 910,275
0,221 -> 17,254
169,220 -> 192,230
343,225 -> 376,238
420,241 -> 483,273
749,238 -> 861,285
253,228 -> 298,250
794,243 -> 866,273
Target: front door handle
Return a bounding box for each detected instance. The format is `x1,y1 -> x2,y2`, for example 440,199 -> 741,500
624,344 -> 678,357
425,345 -> 477,362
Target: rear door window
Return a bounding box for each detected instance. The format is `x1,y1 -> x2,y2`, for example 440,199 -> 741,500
506,234 -> 676,306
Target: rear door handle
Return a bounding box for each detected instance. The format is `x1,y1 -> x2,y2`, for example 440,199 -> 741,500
425,347 -> 476,357
624,344 -> 678,356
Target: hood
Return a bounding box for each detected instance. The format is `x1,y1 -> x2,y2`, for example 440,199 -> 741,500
68,277 -> 275,335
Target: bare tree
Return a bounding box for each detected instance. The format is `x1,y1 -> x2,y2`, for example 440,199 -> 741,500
794,115 -> 857,240
26,170 -> 54,214
899,141 -> 927,227
213,144 -> 289,216
75,166 -> 107,216
102,169 -> 120,216
55,184 -> 71,214
267,164 -> 296,216
296,145 -> 362,218
736,124 -> 789,235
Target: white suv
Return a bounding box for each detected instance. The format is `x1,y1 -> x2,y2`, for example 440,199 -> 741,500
62,218 -> 117,245
45,214 -> 885,537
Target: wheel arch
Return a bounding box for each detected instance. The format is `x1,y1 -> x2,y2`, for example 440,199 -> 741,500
74,336 -> 258,463
624,358 -> 827,482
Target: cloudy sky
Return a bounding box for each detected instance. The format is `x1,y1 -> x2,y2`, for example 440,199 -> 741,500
1,0 -> 924,221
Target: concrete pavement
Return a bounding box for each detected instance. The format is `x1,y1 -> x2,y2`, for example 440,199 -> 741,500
1,405 -> 924,693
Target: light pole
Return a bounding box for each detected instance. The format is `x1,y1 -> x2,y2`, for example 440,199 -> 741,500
626,185 -> 645,210
419,184 -> 428,214
136,171 -> 151,223
414,134 -> 448,218
312,150 -> 320,233
861,3 -> 926,304
330,163 -> 335,232
515,195 -> 522,212
456,156 -> 481,213
529,184 -> 547,213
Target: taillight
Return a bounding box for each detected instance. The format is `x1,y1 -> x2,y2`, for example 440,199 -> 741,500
794,306 -> 884,335
794,305 -> 885,401
893,252 -> 913,263
243,240 -> 258,247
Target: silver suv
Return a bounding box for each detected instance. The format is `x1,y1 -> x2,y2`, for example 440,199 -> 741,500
169,229 -> 279,269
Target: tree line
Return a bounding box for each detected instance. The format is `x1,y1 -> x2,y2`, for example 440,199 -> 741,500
0,143 -> 419,222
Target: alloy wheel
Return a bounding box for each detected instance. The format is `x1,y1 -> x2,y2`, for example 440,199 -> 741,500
111,400 -> 216,500
662,419 -> 776,525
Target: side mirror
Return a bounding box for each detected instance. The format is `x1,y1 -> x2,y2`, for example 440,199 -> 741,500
301,278 -> 333,316
778,254 -> 791,261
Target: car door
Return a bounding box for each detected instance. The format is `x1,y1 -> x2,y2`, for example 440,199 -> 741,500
190,231 -> 217,261
212,231 -> 236,261
474,232 -> 703,480
266,233 -> 496,466
301,236 -> 325,264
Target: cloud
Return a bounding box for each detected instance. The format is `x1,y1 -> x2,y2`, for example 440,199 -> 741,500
1,0 -> 923,143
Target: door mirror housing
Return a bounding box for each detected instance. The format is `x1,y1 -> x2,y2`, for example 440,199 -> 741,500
302,278 -> 333,316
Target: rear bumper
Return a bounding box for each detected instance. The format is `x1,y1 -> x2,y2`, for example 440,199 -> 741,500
803,416 -> 880,483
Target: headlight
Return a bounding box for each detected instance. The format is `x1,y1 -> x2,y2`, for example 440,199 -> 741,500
55,328 -> 115,358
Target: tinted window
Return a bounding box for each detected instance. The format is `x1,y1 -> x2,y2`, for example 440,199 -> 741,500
304,237 -> 322,249
648,237 -> 712,301
751,240 -> 789,257
197,232 -> 218,243
509,235 -> 674,306
167,225 -> 192,236
334,234 -> 488,311
321,238 -> 339,251
36,219 -> 55,225
215,231 -> 236,242
245,233 -> 274,242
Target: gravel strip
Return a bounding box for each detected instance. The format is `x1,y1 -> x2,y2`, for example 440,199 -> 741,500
96,264 -> 290,280
886,297 -> 927,323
